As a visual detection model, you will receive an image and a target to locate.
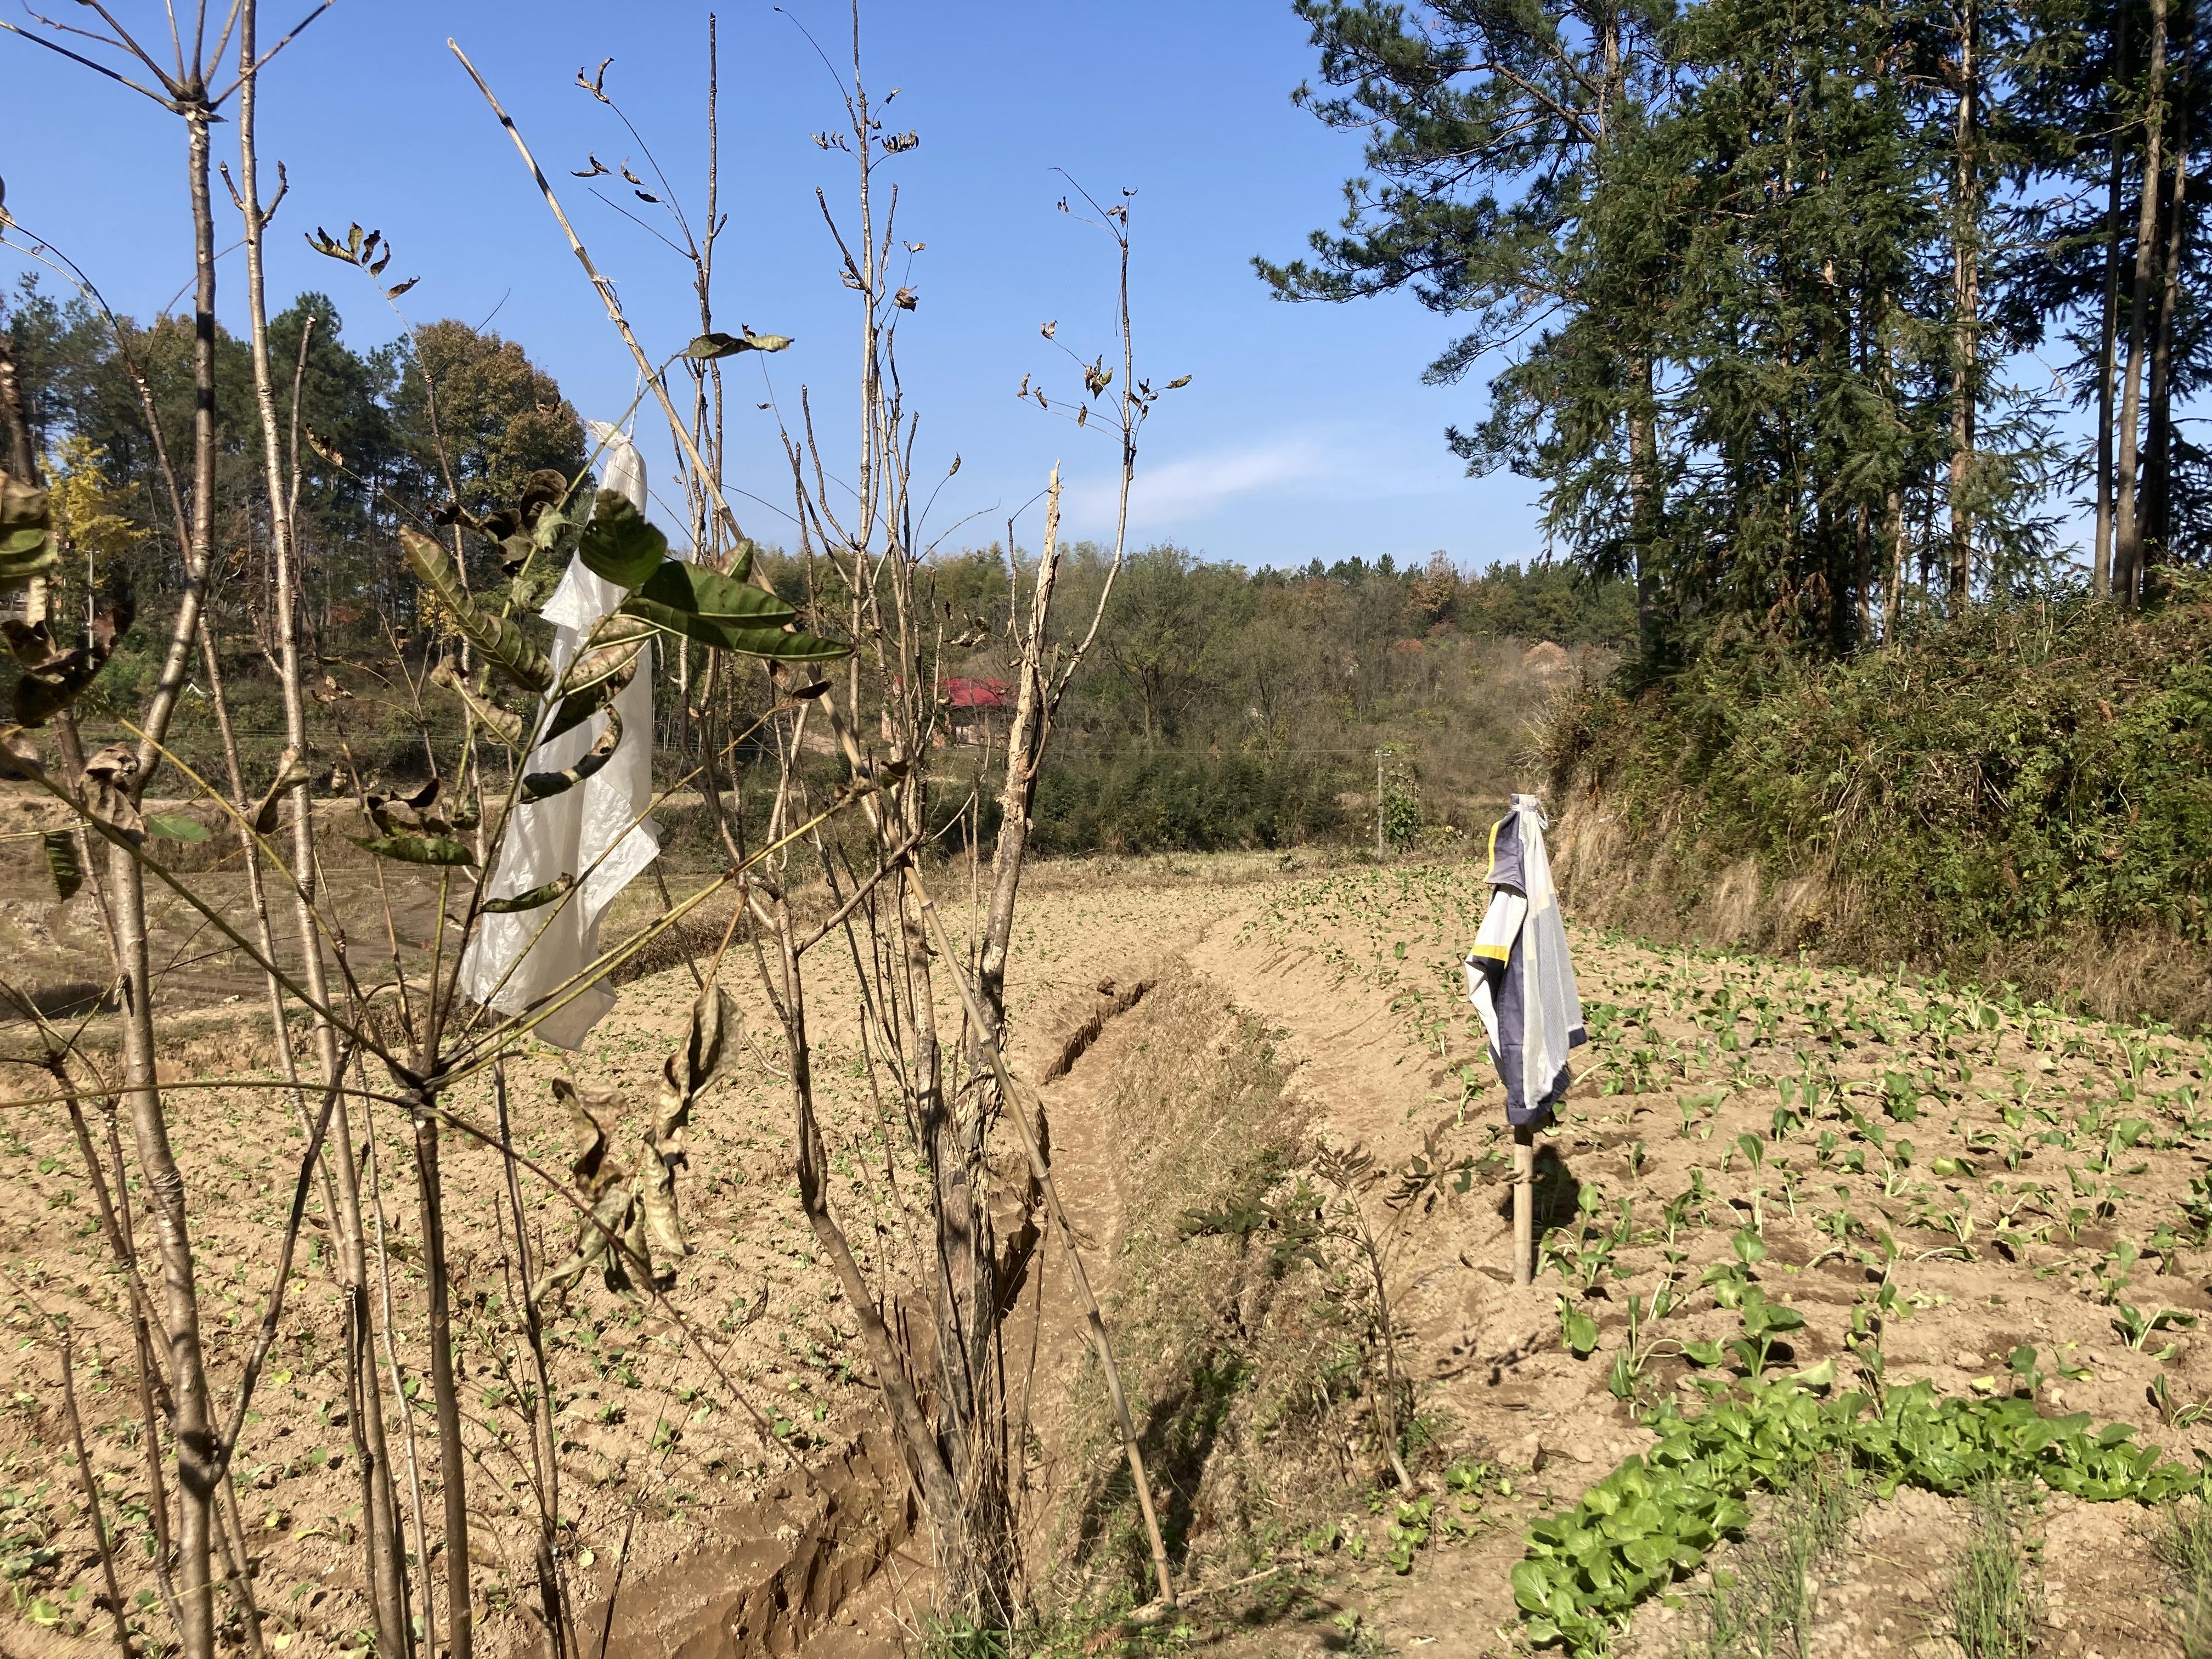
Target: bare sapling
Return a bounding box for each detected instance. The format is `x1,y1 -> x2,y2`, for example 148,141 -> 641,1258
699,16 -> 1190,1628
0,4 -> 1199,1653
0,7 -> 342,1651
230,5 -> 416,1640
3,23 -> 872,1659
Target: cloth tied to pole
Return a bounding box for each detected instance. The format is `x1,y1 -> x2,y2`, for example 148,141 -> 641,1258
1462,792 -> 1586,1127
460,421 -> 662,1048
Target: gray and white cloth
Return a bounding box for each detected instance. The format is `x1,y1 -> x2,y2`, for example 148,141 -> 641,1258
459,421 -> 662,1049
1463,793 -> 1585,1128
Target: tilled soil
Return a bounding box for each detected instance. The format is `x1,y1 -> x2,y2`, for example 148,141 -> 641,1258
3,850 -> 2207,1657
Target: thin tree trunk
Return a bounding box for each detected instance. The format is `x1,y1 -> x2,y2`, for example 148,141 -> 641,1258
2095,7 -> 2132,597
1884,481 -> 1906,639
112,845 -> 218,1659
775,911 -> 976,1599
233,9 -> 414,1641
2116,0 -> 2171,606
412,1102 -> 472,1659
1628,352 -> 1661,665
100,93 -> 233,1659
2147,9 -> 2190,574
1948,0 -> 1980,602
1875,285 -> 1907,641
133,109 -> 219,785
495,1064 -> 574,1659
977,471 -> 1062,1031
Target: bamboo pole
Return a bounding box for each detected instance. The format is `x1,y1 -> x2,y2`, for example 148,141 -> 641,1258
1513,1125 -> 1535,1287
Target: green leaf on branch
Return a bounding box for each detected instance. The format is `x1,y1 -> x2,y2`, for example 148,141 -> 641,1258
631,561 -> 794,626
402,527 -> 552,695
521,706 -> 622,804
251,748 -> 311,834
621,604 -> 851,661
349,832 -> 477,866
41,830 -> 81,901
10,588 -> 133,726
431,662 -> 525,751
619,564 -> 847,660
541,619 -> 650,746
144,813 -> 210,843
684,328 -> 793,359
0,473 -> 55,585
482,873 -> 576,913
577,492 -> 668,589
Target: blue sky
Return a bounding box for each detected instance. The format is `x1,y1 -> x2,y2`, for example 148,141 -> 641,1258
6,0 -> 1555,570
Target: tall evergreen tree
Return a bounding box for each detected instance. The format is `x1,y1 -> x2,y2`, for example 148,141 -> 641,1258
1256,0 -> 1673,654
1269,0 -> 2190,662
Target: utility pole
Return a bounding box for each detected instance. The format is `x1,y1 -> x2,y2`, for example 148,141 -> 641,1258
1376,748 -> 1386,859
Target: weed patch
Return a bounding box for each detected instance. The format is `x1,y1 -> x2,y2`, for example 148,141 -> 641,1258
1545,584 -> 2212,1028
2162,1497 -> 2212,1658
1945,1481 -> 2038,1659
1686,1457 -> 1859,1658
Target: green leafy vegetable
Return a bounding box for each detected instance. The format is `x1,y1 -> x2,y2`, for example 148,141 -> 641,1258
1516,1380 -> 2202,1653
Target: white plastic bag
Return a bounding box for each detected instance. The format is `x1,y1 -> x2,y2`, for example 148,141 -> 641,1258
460,422 -> 663,1048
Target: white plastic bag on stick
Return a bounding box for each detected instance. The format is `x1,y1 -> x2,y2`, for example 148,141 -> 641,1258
461,422 -> 662,1048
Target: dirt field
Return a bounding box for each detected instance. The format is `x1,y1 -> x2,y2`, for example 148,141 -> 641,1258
3,850 -> 2208,1657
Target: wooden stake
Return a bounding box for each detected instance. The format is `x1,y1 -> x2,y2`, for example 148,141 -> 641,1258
1512,1124 -> 1535,1287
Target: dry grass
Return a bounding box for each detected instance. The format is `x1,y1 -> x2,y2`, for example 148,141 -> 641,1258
2162,1497 -> 2212,1658
1945,1483 -> 2038,1659
1686,1459 -> 1861,1659
1048,967 -> 1356,1601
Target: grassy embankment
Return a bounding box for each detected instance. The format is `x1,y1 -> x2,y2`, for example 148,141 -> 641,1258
1543,583 -> 2212,1031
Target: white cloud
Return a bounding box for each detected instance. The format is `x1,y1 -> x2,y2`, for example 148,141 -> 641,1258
1061,426 -> 1459,535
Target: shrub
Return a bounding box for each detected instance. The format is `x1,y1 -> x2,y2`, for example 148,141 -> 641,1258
1545,579 -> 2212,1003
1032,747 -> 1347,855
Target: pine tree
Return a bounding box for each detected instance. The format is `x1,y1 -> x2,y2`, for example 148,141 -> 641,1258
1270,0 -> 2190,662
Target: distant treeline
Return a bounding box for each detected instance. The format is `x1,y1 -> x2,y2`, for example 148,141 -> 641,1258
853,543 -> 1629,855
4,273 -> 1624,854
